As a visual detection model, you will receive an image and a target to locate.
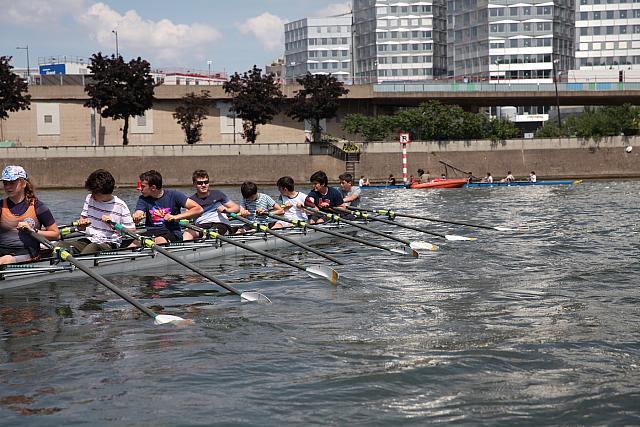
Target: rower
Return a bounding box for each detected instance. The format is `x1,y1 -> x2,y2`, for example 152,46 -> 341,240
307,170 -> 346,223
238,181 -> 280,232
57,169 -> 136,254
273,176 -> 308,229
183,169 -> 240,241
132,170 -> 203,245
338,173 -> 361,207
0,165 -> 60,265
501,171 -> 515,183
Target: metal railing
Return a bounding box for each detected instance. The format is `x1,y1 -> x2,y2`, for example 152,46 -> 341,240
374,82 -> 640,93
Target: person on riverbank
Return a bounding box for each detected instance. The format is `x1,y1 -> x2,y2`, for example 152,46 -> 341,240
58,169 -> 135,254
273,176 -> 308,229
183,169 -> 240,240
238,181 -> 280,230
338,173 -> 361,208
0,166 -> 59,265
133,170 -> 203,244
501,171 -> 515,183
529,171 -> 537,182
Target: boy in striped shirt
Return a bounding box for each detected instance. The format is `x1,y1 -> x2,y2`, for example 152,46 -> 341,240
59,169 -> 135,254
238,181 -> 280,230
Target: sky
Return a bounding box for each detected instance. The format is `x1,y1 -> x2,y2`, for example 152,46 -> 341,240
0,0 -> 351,75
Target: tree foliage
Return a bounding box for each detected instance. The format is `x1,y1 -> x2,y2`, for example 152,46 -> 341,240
223,65 -> 283,143
0,56 -> 31,122
84,53 -> 155,145
536,104 -> 640,139
343,100 -> 519,141
173,91 -> 210,144
287,73 -> 349,142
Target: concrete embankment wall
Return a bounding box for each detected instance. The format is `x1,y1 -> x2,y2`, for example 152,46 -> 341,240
0,136 -> 637,188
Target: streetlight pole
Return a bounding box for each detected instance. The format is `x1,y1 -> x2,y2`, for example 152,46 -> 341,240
112,30 -> 119,57
552,58 -> 561,129
16,45 -> 30,80
207,60 -> 212,80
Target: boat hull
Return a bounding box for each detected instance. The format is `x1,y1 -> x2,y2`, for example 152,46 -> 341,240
0,225 -> 355,291
465,180 -> 581,187
410,179 -> 468,189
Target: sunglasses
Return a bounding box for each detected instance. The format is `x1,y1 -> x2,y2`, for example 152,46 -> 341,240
195,180 -> 209,185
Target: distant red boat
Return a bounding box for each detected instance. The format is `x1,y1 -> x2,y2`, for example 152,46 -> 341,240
409,178 -> 468,189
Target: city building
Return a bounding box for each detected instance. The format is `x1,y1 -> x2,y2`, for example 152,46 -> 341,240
265,57 -> 285,82
284,14 -> 353,83
575,0 -> 640,72
447,0 -> 575,83
352,0 -> 447,82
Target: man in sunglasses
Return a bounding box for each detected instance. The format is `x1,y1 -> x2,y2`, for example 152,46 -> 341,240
183,169 -> 241,240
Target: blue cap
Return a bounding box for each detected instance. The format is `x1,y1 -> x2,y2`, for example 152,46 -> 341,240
1,165 -> 28,181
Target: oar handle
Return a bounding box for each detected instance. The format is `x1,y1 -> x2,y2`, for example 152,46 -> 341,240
28,230 -> 160,321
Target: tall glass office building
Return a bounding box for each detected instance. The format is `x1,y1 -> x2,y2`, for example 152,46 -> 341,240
576,0 -> 640,70
352,0 -> 447,82
448,0 -> 575,82
284,15 -> 353,83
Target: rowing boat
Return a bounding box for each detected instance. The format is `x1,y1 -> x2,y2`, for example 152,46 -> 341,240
465,179 -> 582,187
410,178 -> 468,189
0,223 -> 356,291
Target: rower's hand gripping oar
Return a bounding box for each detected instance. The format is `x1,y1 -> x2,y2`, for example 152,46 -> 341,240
179,221 -> 339,285
227,212 -> 344,265
107,221 -> 270,303
29,230 -> 189,325
364,208 -> 514,232
305,207 -> 438,252
266,213 -> 419,258
343,207 -> 477,241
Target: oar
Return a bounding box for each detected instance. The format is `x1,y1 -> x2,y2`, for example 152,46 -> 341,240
29,230 -> 188,325
227,213 -> 344,265
180,221 -> 339,285
266,213 -> 419,258
304,207 -> 438,252
359,207 -> 515,232
108,222 -> 270,303
343,207 -> 476,241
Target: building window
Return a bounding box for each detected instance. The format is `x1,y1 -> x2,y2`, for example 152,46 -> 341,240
44,115 -> 52,124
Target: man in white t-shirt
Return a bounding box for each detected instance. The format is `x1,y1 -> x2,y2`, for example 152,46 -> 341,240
529,171 -> 537,182
338,173 -> 361,207
273,176 -> 308,228
58,169 -> 136,254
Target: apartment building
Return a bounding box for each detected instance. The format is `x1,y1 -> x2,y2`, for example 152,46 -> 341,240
284,15 -> 353,83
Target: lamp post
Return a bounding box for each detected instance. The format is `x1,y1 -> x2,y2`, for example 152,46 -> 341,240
16,45 -> 30,80
112,30 -> 119,57
552,58 -> 561,129
289,61 -> 296,84
207,60 -> 212,79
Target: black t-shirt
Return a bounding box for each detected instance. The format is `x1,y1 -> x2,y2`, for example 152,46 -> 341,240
307,187 -> 344,209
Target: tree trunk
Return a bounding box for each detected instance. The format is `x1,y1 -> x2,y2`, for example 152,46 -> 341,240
122,116 -> 129,146
313,118 -> 321,143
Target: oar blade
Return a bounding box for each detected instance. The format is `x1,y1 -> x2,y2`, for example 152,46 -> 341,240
390,246 -> 419,258
494,226 -> 516,232
409,241 -> 439,251
445,234 -> 477,241
240,291 -> 272,304
306,265 -> 339,285
154,314 -> 193,326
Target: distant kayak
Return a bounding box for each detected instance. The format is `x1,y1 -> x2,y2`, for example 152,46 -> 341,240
360,184 -> 407,189
465,180 -> 582,187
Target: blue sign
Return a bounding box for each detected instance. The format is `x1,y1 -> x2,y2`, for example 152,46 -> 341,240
39,64 -> 66,75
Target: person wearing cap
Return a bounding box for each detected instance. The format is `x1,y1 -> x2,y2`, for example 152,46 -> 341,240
0,165 -> 60,264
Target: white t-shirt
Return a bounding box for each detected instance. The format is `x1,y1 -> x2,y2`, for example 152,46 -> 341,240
341,186 -> 361,207
358,178 -> 365,186
81,194 -> 135,244
529,174 -> 537,182
279,191 -> 308,221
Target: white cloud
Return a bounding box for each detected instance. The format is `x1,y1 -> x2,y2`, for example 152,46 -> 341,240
77,2 -> 221,62
313,2 -> 351,17
0,0 -> 85,25
237,13 -> 285,52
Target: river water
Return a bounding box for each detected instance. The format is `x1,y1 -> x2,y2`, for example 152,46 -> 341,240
0,181 -> 638,425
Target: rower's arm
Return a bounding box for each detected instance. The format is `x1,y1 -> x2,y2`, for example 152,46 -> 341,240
221,200 -> 240,213
40,223 -> 60,241
180,198 -> 204,220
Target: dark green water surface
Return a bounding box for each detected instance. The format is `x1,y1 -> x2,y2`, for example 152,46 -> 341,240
0,181 -> 638,425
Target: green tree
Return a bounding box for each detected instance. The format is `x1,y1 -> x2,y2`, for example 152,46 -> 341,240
287,73 -> 349,143
488,118 -> 519,140
84,53 -> 155,145
223,65 -> 283,143
173,91 -> 211,144
0,56 -> 31,139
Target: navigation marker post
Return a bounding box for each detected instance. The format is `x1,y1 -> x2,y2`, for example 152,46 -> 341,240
399,132 -> 410,184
